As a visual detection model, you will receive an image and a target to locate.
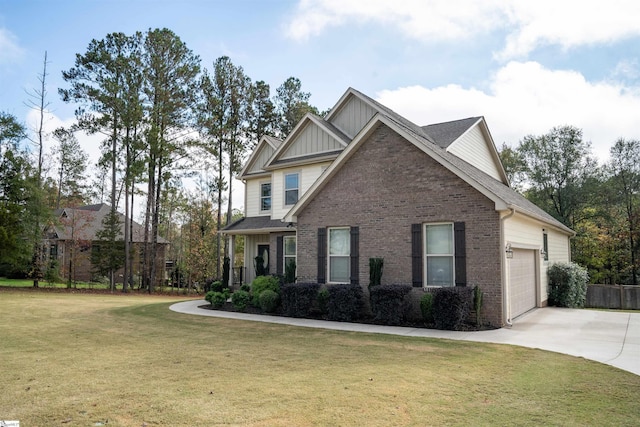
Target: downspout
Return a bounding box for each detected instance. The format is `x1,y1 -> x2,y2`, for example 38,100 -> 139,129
500,208 -> 516,327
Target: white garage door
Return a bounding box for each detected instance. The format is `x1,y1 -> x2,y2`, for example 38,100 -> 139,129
510,249 -> 537,318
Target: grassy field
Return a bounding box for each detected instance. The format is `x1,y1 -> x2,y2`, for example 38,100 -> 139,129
0,277 -> 197,295
1,290 -> 639,426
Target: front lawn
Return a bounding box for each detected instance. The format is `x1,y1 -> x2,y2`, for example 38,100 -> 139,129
1,290 -> 638,426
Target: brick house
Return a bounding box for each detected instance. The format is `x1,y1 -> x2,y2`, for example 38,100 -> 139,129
222,88 -> 574,327
45,203 -> 168,286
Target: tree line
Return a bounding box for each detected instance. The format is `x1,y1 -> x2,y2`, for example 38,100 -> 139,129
0,28 -> 318,291
500,126 -> 640,285
2,27 -> 639,289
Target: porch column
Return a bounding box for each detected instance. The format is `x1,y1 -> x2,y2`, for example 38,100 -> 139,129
228,235 -> 235,289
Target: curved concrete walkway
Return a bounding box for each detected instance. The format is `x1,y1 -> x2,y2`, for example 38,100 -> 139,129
170,300 -> 640,376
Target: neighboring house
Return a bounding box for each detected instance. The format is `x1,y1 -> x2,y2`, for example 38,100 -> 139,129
222,88 -> 574,327
45,203 -> 168,286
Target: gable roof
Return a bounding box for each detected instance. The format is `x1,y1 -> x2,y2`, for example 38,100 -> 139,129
263,113 -> 350,169
238,135 -> 282,179
285,110 -> 573,235
50,203 -> 169,243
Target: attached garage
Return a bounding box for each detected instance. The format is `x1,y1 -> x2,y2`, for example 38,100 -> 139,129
509,249 -> 538,318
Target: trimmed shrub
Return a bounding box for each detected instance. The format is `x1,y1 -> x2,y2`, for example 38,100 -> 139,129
205,280 -> 224,293
231,290 -> 250,311
548,262 -> 589,308
284,259 -> 296,284
327,283 -> 364,322
317,288 -> 329,314
432,287 -> 473,330
259,289 -> 280,313
369,284 -> 412,325
473,285 -> 483,327
222,257 -> 230,289
240,283 -> 251,293
205,290 -> 227,308
281,282 -> 320,317
420,292 -> 434,324
250,275 -> 280,307
369,258 -> 384,288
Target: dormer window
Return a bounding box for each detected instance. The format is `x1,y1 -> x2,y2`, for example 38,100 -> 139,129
284,173 -> 299,206
260,182 -> 271,212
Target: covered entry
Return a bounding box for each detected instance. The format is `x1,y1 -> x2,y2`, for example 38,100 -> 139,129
509,248 -> 538,318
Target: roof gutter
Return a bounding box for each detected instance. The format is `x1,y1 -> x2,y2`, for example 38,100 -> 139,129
500,208 -> 516,328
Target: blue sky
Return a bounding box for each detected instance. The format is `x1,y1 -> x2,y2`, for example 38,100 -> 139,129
2,0 -> 640,171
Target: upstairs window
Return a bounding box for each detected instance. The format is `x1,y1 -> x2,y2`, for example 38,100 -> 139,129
260,182 -> 271,212
284,173 -> 299,206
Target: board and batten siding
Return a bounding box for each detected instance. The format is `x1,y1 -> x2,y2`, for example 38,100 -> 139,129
330,95 -> 377,139
448,125 -> 503,181
279,122 -> 344,159
271,163 -> 331,220
247,144 -> 275,174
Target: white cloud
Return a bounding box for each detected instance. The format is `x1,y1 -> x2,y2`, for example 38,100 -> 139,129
498,1 -> 640,59
286,0 -> 640,59
0,27 -> 25,64
376,61 -> 640,162
286,0 -> 504,42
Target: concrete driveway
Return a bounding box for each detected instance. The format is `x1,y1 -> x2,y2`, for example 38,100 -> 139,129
170,301 -> 639,376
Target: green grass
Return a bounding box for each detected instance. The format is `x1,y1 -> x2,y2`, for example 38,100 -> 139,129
0,277 -> 197,294
1,290 -> 639,426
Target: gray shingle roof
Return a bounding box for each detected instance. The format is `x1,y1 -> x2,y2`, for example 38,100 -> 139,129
222,216 -> 291,234
422,117 -> 482,149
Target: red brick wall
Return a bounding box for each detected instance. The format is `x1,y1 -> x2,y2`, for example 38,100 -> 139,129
296,123 -> 504,326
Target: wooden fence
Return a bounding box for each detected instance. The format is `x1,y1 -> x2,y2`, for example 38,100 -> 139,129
586,284 -> 640,310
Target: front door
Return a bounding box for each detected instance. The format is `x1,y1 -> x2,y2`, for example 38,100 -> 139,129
257,244 -> 270,275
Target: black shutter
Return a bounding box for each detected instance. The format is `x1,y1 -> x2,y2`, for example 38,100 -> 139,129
350,226 -> 359,285
454,222 -> 466,286
411,224 -> 423,287
317,228 -> 326,284
276,236 -> 284,276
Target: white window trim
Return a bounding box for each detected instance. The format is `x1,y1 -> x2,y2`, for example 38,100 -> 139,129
423,222 -> 455,288
283,171 -> 300,207
328,226 -> 350,284
259,180 -> 272,213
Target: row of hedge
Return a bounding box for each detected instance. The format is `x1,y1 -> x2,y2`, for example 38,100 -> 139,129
207,275 -> 483,330
205,260 -> 589,330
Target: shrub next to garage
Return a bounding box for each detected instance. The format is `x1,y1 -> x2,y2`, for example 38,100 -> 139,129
281,282 -> 320,317
548,262 -> 589,308
369,284 -> 412,325
327,283 -> 364,322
